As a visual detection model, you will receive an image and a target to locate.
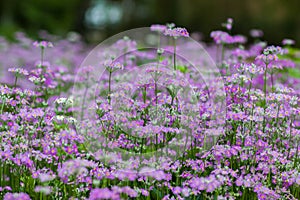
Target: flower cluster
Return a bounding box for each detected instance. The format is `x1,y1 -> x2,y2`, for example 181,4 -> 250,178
33,41 -> 53,49
151,23 -> 189,38
210,30 -> 247,44
8,67 -> 29,76
0,20 -> 299,200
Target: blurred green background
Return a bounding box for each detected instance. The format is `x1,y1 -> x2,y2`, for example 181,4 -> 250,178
0,0 -> 299,45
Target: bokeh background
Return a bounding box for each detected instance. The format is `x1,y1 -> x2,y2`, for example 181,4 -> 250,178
0,0 -> 300,45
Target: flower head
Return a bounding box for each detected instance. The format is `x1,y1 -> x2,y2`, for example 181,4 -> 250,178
34,186 -> 52,195
150,24 -> 167,33
4,192 -> 31,200
8,67 -> 29,76
282,38 -> 295,46
250,29 -> 264,38
104,60 -> 124,71
33,41 -> 53,48
222,18 -> 233,31
164,27 -> 189,38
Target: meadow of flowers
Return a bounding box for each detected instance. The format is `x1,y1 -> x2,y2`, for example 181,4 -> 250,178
0,19 -> 300,200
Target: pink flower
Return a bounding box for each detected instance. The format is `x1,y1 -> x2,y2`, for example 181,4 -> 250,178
250,29 -> 264,38
88,188 -> 119,200
164,27 -> 189,38
282,38 -> 295,46
33,41 -> 53,48
150,24 -> 167,33
4,192 -> 31,200
222,18 -> 233,31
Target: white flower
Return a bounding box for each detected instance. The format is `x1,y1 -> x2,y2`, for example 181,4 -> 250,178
67,117 -> 77,123
55,97 -> 73,107
55,97 -> 67,104
56,115 -> 65,121
28,76 -> 45,84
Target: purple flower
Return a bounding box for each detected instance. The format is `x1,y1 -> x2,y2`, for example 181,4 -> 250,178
140,189 -> 149,196
210,31 -> 230,44
222,18 -> 233,31
282,38 -> 295,46
150,24 -> 167,33
49,148 -> 57,156
104,60 -> 124,71
39,173 -> 56,182
8,67 -> 29,76
250,29 -> 264,38
33,41 -> 53,48
88,188 -> 119,200
172,186 -> 182,195
181,187 -> 190,197
164,27 -> 189,38
4,192 -> 31,200
34,186 -> 52,195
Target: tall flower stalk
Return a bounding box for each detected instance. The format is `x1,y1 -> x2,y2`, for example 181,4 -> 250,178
173,38 -> 177,70
163,26 -> 189,71
33,41 -> 53,68
105,60 -> 124,104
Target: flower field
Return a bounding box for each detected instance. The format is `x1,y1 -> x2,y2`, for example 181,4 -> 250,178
0,20 -> 300,199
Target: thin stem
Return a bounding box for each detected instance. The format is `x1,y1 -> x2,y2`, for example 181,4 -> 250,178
216,44 -> 220,64
142,86 -> 147,104
221,44 -> 225,68
155,53 -> 160,109
157,32 -> 160,49
123,49 -> 127,67
108,70 -> 112,104
14,76 -> 18,88
294,138 -> 299,168
0,97 -> 5,114
81,73 -> 89,121
271,71 -> 274,92
154,79 -> 158,115
263,65 -> 268,105
263,64 -> 268,132
140,138 -> 144,154
247,77 -> 253,101
287,116 -> 294,159
41,48 -> 44,66
173,38 -> 176,70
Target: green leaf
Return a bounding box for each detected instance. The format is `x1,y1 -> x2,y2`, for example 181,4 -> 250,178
177,65 -> 188,73
288,68 -> 300,79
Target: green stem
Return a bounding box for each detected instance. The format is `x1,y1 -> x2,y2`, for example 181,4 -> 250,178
142,86 -> 147,104
247,76 -> 252,102
81,73 -> 89,120
287,116 -> 295,159
263,67 -> 267,104
108,70 -> 112,104
271,71 -> 274,92
221,44 -> 225,68
0,97 -> 5,114
157,32 -> 160,49
263,65 -> 268,133
173,38 -> 176,70
14,76 -> 18,87
294,138 -> 299,168
154,80 -> 158,111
